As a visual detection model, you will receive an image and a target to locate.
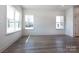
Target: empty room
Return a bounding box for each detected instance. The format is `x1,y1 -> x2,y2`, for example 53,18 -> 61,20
0,5 -> 79,53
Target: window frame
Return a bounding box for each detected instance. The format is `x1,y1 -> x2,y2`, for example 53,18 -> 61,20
25,15 -> 34,29
7,5 -> 21,34
56,16 -> 64,30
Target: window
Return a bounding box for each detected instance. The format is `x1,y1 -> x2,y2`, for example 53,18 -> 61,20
56,16 -> 64,29
7,6 -> 21,34
15,10 -> 21,31
25,15 -> 34,29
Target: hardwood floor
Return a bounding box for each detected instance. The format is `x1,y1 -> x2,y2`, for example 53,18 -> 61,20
2,35 -> 79,53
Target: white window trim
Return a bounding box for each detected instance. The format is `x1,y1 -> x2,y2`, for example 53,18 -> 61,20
56,16 -> 64,30
7,5 -> 21,34
25,15 -> 34,30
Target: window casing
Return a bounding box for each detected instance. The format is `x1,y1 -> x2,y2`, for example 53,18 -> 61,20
56,16 -> 64,29
25,15 -> 34,29
7,6 -> 21,34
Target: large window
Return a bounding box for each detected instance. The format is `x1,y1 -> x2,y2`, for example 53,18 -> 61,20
25,15 -> 34,29
7,6 -> 21,34
56,16 -> 64,29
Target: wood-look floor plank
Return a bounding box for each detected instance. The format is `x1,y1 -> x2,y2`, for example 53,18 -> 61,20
2,35 -> 79,53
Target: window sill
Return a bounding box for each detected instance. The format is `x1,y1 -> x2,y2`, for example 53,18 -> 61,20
56,29 -> 64,30
25,27 -> 34,29
6,29 -> 21,35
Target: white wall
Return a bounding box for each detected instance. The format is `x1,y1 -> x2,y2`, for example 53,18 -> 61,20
65,7 -> 74,37
0,5 -> 22,52
23,9 -> 65,35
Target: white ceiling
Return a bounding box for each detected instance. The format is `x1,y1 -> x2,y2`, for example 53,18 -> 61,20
21,5 -> 72,11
